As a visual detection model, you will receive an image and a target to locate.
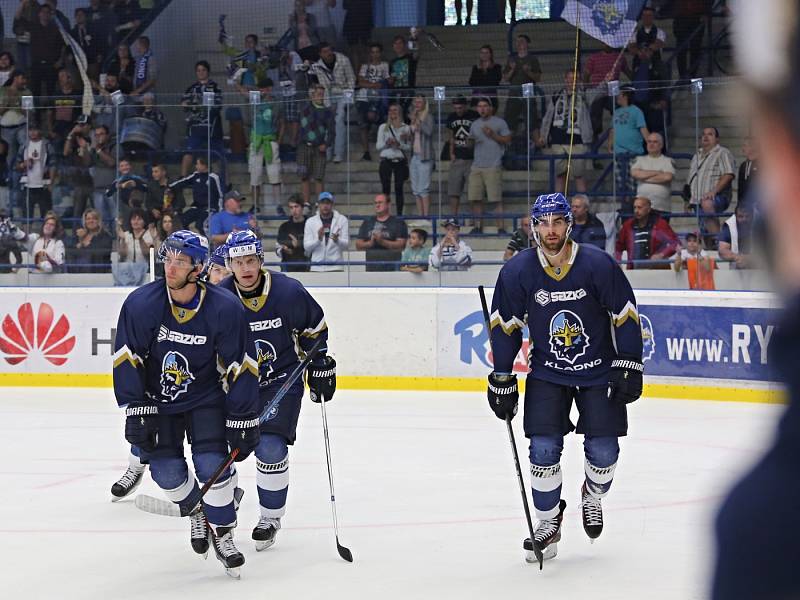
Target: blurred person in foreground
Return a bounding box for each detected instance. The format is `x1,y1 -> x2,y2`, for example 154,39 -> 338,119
712,3 -> 800,599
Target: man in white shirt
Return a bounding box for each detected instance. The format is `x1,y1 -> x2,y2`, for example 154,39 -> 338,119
303,191 -> 349,272
16,123 -> 55,217
630,132 -> 676,216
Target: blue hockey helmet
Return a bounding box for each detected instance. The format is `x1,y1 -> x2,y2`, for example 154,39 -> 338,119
224,230 -> 264,267
531,193 -> 573,224
209,244 -> 227,268
158,230 -> 209,267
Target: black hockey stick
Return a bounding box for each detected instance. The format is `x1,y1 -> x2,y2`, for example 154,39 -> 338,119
477,286 -> 542,568
135,337 -> 325,518
318,386 -> 354,563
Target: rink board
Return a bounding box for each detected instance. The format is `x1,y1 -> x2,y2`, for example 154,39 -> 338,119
0,287 -> 784,402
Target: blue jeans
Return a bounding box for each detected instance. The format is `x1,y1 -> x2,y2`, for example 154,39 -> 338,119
410,155 -> 433,197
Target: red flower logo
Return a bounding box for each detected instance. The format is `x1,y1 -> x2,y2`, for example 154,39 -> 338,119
0,303 -> 76,366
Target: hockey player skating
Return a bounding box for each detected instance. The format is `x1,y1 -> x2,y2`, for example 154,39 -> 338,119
486,193 -> 643,565
219,230 -> 336,551
112,230 -> 260,578
109,244 -> 231,502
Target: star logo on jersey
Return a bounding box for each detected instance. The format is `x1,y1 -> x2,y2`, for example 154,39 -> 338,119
160,351 -> 195,401
548,310 -> 590,364
0,302 -> 75,366
640,313 -> 655,362
254,339 -> 277,382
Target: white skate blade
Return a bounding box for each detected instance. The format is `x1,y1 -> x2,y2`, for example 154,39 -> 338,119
525,542 -> 558,564
224,566 -> 241,579
254,538 -> 276,552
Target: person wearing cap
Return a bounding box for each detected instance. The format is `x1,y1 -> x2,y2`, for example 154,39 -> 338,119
429,218 -> 472,271
209,190 -> 252,247
303,191 -> 349,272
446,96 -> 479,216
356,193 -> 408,272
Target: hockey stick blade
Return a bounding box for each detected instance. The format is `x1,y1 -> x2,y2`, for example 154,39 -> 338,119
523,537 -> 544,570
134,493 -> 182,517
337,538 -> 353,562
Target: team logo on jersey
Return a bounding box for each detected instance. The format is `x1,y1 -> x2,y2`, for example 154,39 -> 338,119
548,310 -> 590,364
157,326 -> 207,345
535,288 -> 587,306
640,313 -> 655,362
160,351 -> 195,401
0,302 -> 75,366
254,339 -> 277,381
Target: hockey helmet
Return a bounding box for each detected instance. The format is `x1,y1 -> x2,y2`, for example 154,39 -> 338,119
209,244 -> 227,268
224,230 -> 264,268
158,230 -> 209,267
531,193 -> 573,225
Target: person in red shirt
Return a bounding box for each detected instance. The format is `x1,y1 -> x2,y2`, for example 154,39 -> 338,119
583,44 -> 631,140
614,196 -> 678,269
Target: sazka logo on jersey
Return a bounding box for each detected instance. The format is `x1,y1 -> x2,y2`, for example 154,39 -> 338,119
640,313 -> 655,362
160,351 -> 195,401
254,339 -> 277,382
549,310 -> 590,364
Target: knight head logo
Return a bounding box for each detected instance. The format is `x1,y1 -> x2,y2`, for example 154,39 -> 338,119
549,310 -> 589,364
591,0 -> 625,35
640,313 -> 655,362
160,351 -> 195,401
254,339 -> 276,380
0,302 -> 75,366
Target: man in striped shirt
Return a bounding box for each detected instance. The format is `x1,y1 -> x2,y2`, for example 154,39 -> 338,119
686,127 -> 735,247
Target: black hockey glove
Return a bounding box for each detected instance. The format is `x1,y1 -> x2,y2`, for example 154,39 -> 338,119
308,355 -> 337,403
226,414 -> 260,461
124,402 -> 159,453
607,358 -> 644,405
487,372 -> 519,421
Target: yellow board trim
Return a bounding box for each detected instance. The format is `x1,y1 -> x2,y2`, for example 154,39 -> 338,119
0,373 -> 785,404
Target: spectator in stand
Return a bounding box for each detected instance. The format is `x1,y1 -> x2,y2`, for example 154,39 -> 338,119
0,70 -> 33,174
718,203 -> 755,270
71,8 -> 101,79
583,44 -> 630,141
686,126 -> 736,246
446,96 -> 479,216
28,4 -> 65,102
737,136 -> 759,209
28,211 -> 65,273
16,122 -> 56,218
388,34 -> 419,117
87,0 -> 118,64
145,163 -> 181,224
615,196 -> 679,269
269,49 -> 305,150
305,0 -> 337,51
87,124 -> 117,224
43,0 -> 69,30
342,0 -> 373,50
356,42 -> 390,161
113,0 -> 143,44
503,34 -> 542,137
170,156 -> 224,233
138,92 -> 166,139
208,190 -> 251,247
303,191 -> 349,272
673,0 -> 711,82
289,0 -> 321,62
609,86 -> 649,204
356,193 -> 408,272
14,0 -> 41,72
180,60 -> 223,177
91,70 -> 134,133
629,7 -> 667,81
109,42 -> 135,92
70,207 -> 112,273
503,215 -> 533,261
312,42 -> 355,164
570,193 -> 606,249
376,103 -> 411,215
455,0 -> 474,25
400,228 -> 429,273
497,0 -> 517,23
0,140 -> 9,213
408,94 -> 435,217
106,157 -> 147,228
114,206 -> 155,284
156,211 -> 180,247
222,33 -> 263,89
469,45 -> 502,111
238,77 -> 284,215
0,208 -> 26,272
429,218 -> 472,271
674,231 -> 716,290
630,132 -> 675,218
276,194 -> 308,272
130,36 -> 158,99
0,53 -> 15,88
61,116 -> 94,229
297,83 -> 334,207
538,69 -> 593,194
468,97 -> 511,233
48,69 -> 81,146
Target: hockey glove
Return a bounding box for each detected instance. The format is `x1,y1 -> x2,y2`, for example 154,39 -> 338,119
308,355 -> 337,403
124,402 -> 159,453
487,372 -> 519,421
226,414 -> 260,462
608,358 -> 644,405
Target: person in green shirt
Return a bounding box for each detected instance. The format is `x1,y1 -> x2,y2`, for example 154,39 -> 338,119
400,228 -> 429,273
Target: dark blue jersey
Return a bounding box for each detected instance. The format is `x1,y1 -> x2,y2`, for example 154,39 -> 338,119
112,281 -> 260,417
219,269 -> 328,387
490,242 -> 643,386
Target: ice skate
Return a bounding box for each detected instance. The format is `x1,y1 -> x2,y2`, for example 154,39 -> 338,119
252,517 -> 281,551
581,482 -> 603,541
110,465 -> 146,502
525,499 -> 566,568
211,526 -> 245,578
189,508 -> 210,557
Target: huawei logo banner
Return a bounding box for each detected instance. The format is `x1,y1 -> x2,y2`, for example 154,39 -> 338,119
0,303 -> 76,366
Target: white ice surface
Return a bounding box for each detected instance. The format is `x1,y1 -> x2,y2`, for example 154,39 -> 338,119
0,389 -> 783,600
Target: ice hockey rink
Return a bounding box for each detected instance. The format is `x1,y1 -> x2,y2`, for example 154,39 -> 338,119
0,387 -> 782,600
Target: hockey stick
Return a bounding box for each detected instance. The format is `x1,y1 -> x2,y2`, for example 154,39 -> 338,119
319,387 -> 354,563
477,286 -> 542,568
135,337 -> 325,518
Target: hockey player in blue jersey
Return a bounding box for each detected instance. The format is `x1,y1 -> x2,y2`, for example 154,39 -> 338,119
112,230 -> 260,578
486,193 -> 643,562
219,230 -> 336,551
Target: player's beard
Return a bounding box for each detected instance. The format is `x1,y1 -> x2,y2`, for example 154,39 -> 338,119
541,231 -> 568,256
166,269 -> 197,291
